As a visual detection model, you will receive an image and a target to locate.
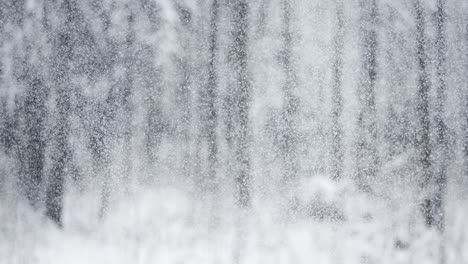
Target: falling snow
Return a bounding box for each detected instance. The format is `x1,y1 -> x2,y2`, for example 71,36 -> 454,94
0,0 -> 467,263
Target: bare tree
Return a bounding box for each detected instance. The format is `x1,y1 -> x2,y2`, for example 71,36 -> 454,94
121,7 -> 136,190
331,0 -> 345,181
231,0 -> 251,207
279,0 -> 299,189
46,0 -> 76,226
99,4 -> 137,216
464,9 -> 468,186
428,0 -> 448,235
355,0 -> 379,192
145,87 -> 163,165
8,0 -> 50,207
174,3 -> 194,180
22,77 -> 48,205
200,0 -> 220,190
414,0 -> 437,231
139,2 -> 163,166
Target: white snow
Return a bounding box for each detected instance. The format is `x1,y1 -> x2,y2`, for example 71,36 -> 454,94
2,179 -> 467,264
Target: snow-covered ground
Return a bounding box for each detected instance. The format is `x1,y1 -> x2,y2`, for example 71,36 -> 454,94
2,177 -> 467,264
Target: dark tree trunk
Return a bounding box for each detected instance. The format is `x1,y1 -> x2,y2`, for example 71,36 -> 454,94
203,0 -> 220,190
6,0 -> 49,207
23,77 -> 48,205
0,98 -> 17,154
464,13 -> 468,186
414,0 -> 435,230
428,0 -> 448,234
331,0 -> 345,181
415,0 -> 431,185
45,0 -> 75,226
356,0 -> 379,192
46,87 -> 70,226
231,0 -> 251,207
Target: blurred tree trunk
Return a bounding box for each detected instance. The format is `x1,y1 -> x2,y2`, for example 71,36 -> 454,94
414,0 -> 435,229
415,0 -> 431,186
94,94 -> 114,219
122,8 -> 135,191
100,6 -> 137,217
279,0 -> 299,189
88,0 -> 117,219
203,0 -> 220,190
9,0 -> 49,206
145,91 -> 163,165
231,0 -> 251,207
176,58 -> 193,178
429,0 -> 447,234
144,71 -> 163,164
0,98 -> 17,155
331,0 -> 345,181
464,13 -> 468,185
46,0 -> 76,226
137,0 -> 163,167
355,0 -> 379,192
23,77 -> 48,205
254,0 -> 269,38
173,3 -> 194,181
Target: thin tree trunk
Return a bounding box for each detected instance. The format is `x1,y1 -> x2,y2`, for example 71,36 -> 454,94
431,0 -> 447,233
122,9 -> 135,192
205,0 -> 219,190
232,0 -> 251,207
356,0 -> 379,192
433,2 -> 448,262
97,87 -> 119,219
8,0 -> 48,208
331,0 -> 345,181
46,0 -> 75,226
23,77 -> 48,206
464,12 -> 468,185
414,0 -> 435,230
280,0 -> 299,189
415,0 -> 431,185
145,94 -> 162,165
100,7 -> 136,217
141,2 -> 162,167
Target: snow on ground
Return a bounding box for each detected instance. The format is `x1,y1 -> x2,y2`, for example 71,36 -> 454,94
1,179 -> 467,264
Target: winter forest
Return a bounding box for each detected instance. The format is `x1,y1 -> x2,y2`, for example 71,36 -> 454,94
0,0 -> 467,263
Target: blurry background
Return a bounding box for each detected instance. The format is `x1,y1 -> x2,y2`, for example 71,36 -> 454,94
0,0 -> 467,263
